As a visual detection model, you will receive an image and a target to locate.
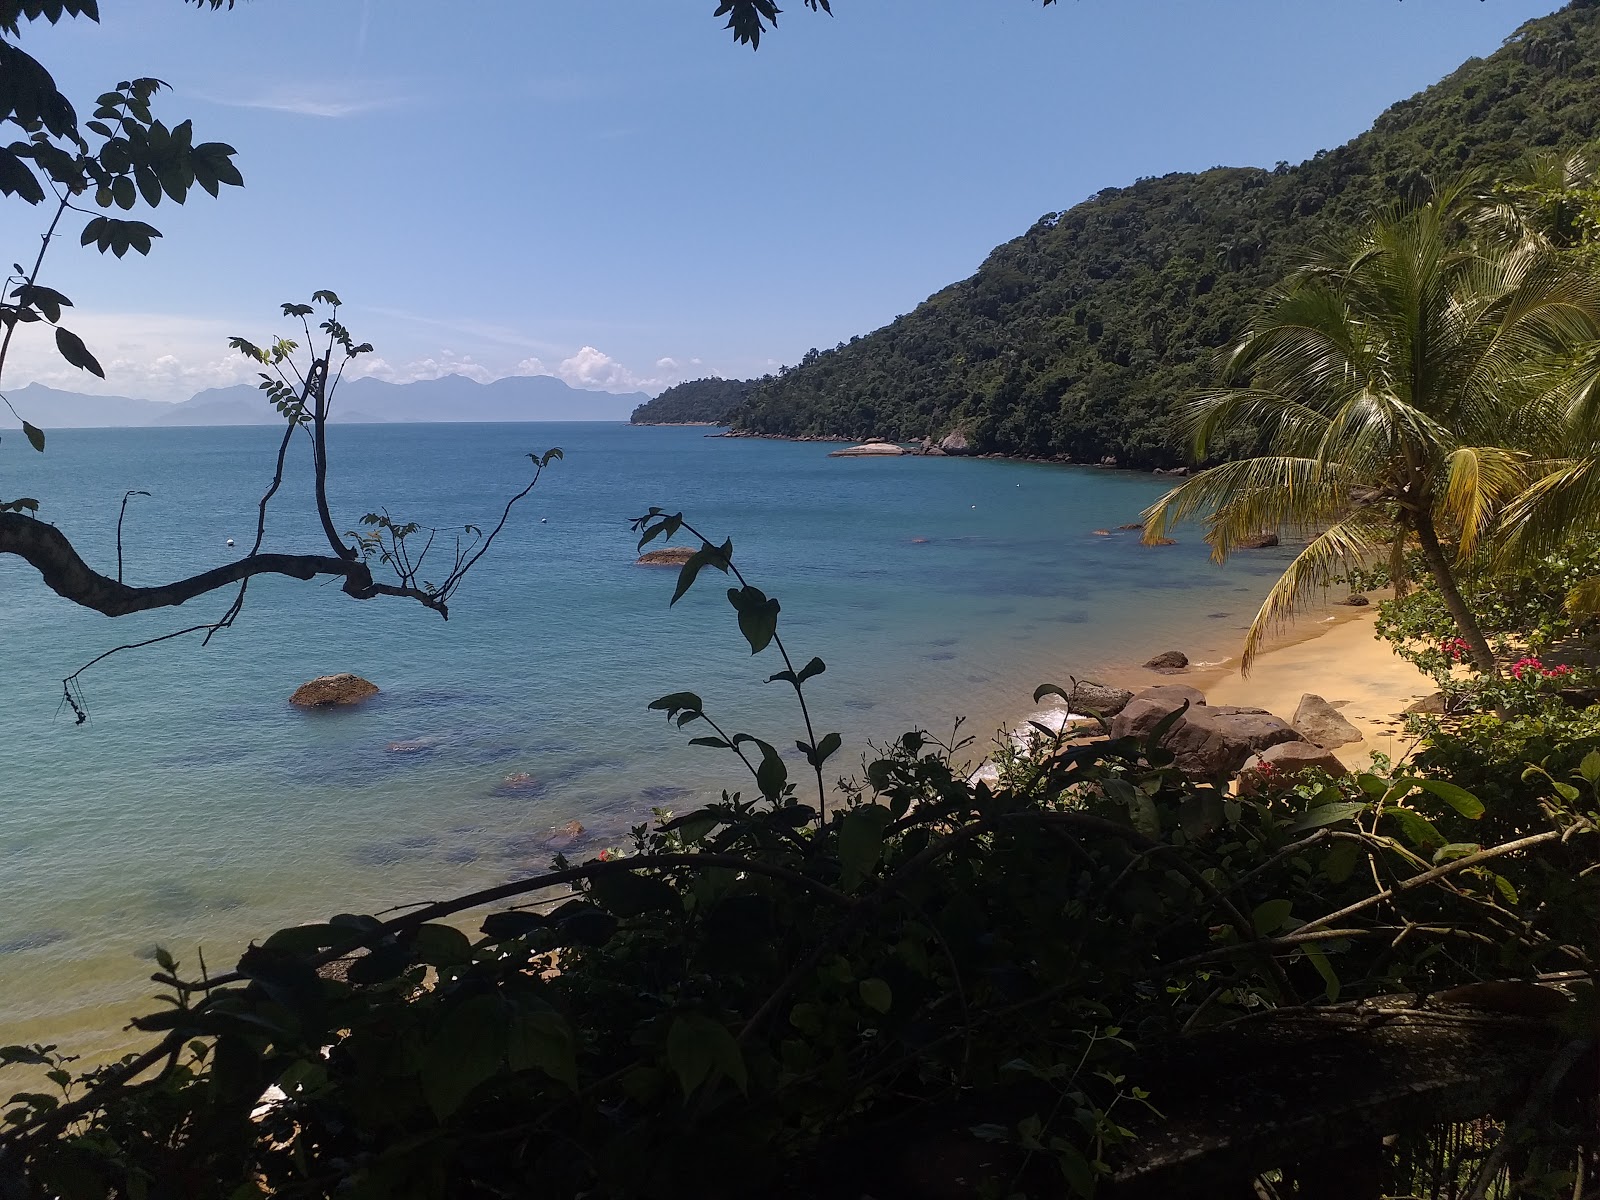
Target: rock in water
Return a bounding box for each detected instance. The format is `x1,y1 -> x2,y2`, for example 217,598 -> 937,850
1236,531 -> 1280,549
637,546 -> 697,566
290,673 -> 378,708
1292,693 -> 1363,748
1143,650 -> 1189,673
1238,742 -> 1350,796
828,443 -> 906,457
938,430 -> 974,456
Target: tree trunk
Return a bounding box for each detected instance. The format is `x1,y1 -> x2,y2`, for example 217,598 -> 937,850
1412,511 -> 1498,676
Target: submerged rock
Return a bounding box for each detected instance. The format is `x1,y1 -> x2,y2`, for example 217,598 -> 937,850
637,546 -> 696,566
1143,650 -> 1189,673
1236,531 -> 1280,549
290,673 -> 378,708
545,819 -> 586,851
1292,693 -> 1364,749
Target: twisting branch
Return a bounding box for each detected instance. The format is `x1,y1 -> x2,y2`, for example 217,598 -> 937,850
115,489 -> 149,584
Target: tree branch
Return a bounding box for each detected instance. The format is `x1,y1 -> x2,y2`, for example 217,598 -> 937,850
0,511 -> 443,618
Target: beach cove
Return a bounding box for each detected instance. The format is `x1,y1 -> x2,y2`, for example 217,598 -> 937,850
0,423 -> 1408,1057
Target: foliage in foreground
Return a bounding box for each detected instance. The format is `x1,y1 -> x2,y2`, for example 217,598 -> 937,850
2,523 -> 1597,1200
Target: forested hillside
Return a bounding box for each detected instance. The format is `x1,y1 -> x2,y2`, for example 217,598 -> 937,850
630,377 -> 758,424
735,0 -> 1600,465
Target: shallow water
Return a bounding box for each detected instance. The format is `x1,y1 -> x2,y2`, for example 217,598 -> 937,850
0,423 -> 1291,1053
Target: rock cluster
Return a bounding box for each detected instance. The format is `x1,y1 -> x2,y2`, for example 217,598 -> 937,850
828,442 -> 908,457
1110,684 -> 1302,778
289,673 -> 379,708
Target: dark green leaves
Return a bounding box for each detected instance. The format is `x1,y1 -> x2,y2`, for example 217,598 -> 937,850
79,215 -> 161,257
506,1001 -> 577,1089
587,869 -> 682,918
670,539 -> 731,605
54,325 -> 103,375
665,1011 -> 746,1096
21,421 -> 44,452
770,656 -> 826,687
838,804 -> 891,889
420,994 -> 505,1120
727,585 -> 780,654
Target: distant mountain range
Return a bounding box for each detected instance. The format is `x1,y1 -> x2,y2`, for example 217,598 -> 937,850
0,374 -> 647,430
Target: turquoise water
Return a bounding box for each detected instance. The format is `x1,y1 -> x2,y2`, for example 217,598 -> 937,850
0,424 -> 1290,1052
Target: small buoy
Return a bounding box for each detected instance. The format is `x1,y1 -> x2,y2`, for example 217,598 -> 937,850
540,517 -> 547,523
971,505 -> 976,509
226,538 -> 234,547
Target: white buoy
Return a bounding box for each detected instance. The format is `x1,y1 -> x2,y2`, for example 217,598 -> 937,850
226,538 -> 234,547
541,517 -> 547,523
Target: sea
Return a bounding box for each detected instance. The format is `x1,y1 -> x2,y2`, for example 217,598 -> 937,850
0,422 -> 1295,1057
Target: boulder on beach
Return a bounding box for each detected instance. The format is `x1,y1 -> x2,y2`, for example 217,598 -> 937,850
637,546 -> 697,566
1292,693 -> 1364,749
1143,649 -> 1189,673
1066,680 -> 1135,718
1238,741 -> 1350,796
1340,594 -> 1371,607
1111,685 -> 1303,777
289,673 -> 378,708
1168,706 -> 1303,778
1236,531 -> 1280,549
829,443 -> 906,457
1110,684 -> 1207,741
938,430 -> 974,456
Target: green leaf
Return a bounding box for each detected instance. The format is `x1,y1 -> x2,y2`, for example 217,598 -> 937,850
1057,1143 -> 1096,1197
21,421 -> 44,453
1251,898 -> 1293,936
858,977 -> 892,1013
1303,946 -> 1341,1002
1577,751 -> 1600,788
1288,800 -> 1367,833
1384,807 -> 1444,851
1410,778 -> 1485,820
809,731 -> 842,767
419,994 -> 506,1120
1319,839 -> 1362,883
727,585 -> 781,654
1432,842 -> 1481,864
506,1002 -> 577,1089
838,804 -> 891,889
665,1011 -> 746,1097
54,326 -> 104,377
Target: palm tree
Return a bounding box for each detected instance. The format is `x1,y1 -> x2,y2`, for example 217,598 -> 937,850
1143,183 -> 1600,674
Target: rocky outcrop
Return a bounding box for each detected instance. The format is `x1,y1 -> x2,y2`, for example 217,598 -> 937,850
1065,680 -> 1135,718
829,443 -> 906,457
1236,532 -> 1280,549
1239,741 -> 1350,796
1143,650 -> 1189,673
289,673 -> 378,708
1339,594 -> 1371,606
1110,684 -> 1303,778
637,546 -> 696,566
1110,685 -> 1207,741
545,819 -> 586,851
938,430 -> 974,456
1292,693 -> 1364,749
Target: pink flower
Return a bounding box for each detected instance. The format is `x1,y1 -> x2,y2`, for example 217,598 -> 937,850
1441,637 -> 1470,663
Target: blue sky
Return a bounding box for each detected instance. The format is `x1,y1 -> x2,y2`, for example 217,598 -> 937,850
9,0 -> 1566,402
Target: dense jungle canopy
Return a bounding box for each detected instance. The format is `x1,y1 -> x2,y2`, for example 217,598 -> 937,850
730,0 -> 1600,466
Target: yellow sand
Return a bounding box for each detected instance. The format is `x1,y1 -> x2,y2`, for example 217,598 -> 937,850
1185,605 -> 1436,770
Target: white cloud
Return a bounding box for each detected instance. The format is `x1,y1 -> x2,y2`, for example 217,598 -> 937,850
197,81 -> 406,118
513,356 -> 549,377
352,350 -> 495,384
553,347 -> 708,393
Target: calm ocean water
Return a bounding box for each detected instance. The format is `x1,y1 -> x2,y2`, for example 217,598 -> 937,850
0,423 -> 1292,1054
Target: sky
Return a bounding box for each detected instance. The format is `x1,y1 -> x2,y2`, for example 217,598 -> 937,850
5,0 -> 1568,403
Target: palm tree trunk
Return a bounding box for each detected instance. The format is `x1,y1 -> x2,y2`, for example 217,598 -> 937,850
1412,512 -> 1498,676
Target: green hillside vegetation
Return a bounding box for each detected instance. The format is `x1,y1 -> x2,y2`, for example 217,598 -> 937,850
630,377 -> 759,424
735,0 -> 1600,465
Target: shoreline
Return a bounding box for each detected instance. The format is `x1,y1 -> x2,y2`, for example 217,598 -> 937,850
1040,602 -> 1435,772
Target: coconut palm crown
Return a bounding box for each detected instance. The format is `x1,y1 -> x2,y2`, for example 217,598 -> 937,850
1142,182 -> 1600,674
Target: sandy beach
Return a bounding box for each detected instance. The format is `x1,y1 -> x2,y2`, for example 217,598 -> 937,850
1182,604 -> 1435,770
